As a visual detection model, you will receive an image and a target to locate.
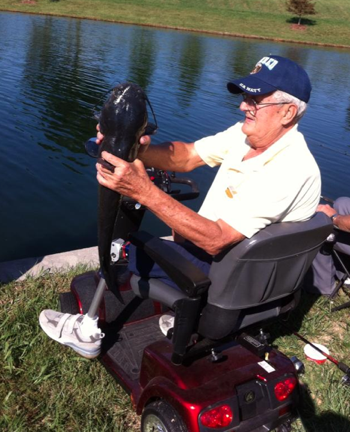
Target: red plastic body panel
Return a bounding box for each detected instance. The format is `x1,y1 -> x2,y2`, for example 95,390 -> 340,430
134,338 -> 297,432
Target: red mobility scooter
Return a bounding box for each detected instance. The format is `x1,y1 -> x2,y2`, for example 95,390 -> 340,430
59,171 -> 333,432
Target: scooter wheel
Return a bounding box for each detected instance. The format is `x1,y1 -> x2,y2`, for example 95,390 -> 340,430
59,292 -> 79,314
141,400 -> 187,432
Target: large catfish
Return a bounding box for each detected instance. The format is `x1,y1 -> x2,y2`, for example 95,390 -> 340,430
97,83 -> 148,301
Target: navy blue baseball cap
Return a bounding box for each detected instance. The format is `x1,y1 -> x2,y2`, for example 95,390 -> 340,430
227,55 -> 312,103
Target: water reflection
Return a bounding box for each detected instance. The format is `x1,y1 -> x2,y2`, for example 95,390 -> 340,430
176,36 -> 204,108
346,98 -> 350,132
226,41 -> 261,79
22,16 -> 103,155
127,28 -> 158,91
1,12 -> 350,262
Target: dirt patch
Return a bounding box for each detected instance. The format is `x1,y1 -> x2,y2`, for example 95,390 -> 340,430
21,0 -> 37,4
290,24 -> 307,31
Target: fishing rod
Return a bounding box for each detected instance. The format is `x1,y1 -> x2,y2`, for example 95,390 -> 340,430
320,195 -> 334,204
291,329 -> 350,386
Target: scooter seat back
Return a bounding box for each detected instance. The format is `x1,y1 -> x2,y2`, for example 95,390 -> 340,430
207,212 -> 333,311
196,212 -> 333,339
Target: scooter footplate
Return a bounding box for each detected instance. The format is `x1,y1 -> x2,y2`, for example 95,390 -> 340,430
105,316 -> 164,381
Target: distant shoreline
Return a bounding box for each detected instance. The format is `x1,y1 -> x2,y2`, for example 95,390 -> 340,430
1,6 -> 350,50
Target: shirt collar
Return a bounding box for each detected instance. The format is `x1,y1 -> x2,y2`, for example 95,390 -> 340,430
243,124 -> 299,169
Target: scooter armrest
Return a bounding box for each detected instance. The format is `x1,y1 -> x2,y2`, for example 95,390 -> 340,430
129,231 -> 211,297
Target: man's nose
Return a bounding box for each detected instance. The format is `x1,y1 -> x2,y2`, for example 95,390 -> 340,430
239,99 -> 248,111
240,100 -> 255,116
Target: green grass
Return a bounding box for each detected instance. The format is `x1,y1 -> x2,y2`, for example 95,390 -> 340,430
1,266 -> 350,431
0,0 -> 350,46
0,267 -> 140,432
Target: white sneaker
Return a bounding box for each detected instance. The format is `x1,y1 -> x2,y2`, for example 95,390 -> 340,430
39,310 -> 104,359
159,312 -> 175,336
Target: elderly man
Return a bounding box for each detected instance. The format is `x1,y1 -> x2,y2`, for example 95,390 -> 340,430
39,55 -> 321,358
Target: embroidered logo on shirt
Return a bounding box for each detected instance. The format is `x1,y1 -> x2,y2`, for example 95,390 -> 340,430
225,168 -> 244,199
225,187 -> 237,198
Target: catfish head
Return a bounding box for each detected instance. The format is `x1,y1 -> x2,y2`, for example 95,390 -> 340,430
99,83 -> 148,162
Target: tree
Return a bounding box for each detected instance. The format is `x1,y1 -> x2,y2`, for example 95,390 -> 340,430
286,0 -> 317,25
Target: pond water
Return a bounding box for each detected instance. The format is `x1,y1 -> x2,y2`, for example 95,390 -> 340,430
1,12 -> 350,262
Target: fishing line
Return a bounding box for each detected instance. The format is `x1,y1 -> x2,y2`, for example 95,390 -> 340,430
320,195 -> 334,204
145,93 -> 158,131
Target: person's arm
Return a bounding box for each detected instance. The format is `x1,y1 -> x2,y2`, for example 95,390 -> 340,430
138,137 -> 205,172
137,182 -> 245,255
96,151 -> 245,255
96,128 -> 205,173
334,215 -> 350,231
317,204 -> 350,231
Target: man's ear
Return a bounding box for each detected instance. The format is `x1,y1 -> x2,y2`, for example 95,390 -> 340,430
281,104 -> 298,125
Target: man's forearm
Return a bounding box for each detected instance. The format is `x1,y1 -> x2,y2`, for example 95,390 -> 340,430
334,214 -> 350,232
138,185 -> 244,255
139,141 -> 203,172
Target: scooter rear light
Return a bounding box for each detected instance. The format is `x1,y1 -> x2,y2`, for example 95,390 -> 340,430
274,377 -> 297,401
200,404 -> 233,428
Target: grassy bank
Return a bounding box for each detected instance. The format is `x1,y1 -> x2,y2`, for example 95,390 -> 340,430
0,0 -> 350,47
0,266 -> 140,432
1,266 -> 350,431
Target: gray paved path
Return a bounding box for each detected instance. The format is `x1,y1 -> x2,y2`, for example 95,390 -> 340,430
0,246 -> 99,283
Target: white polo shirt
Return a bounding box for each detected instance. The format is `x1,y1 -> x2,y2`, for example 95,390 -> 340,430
194,121 -> 321,238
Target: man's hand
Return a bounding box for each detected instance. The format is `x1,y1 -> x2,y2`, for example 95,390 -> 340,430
317,202 -> 350,232
317,204 -> 337,218
96,125 -> 104,145
96,151 -> 154,203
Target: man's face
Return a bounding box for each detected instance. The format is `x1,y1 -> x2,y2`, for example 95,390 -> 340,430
240,92 -> 290,148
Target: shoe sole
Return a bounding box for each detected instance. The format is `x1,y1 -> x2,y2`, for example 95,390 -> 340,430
65,342 -> 101,359
39,313 -> 101,359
